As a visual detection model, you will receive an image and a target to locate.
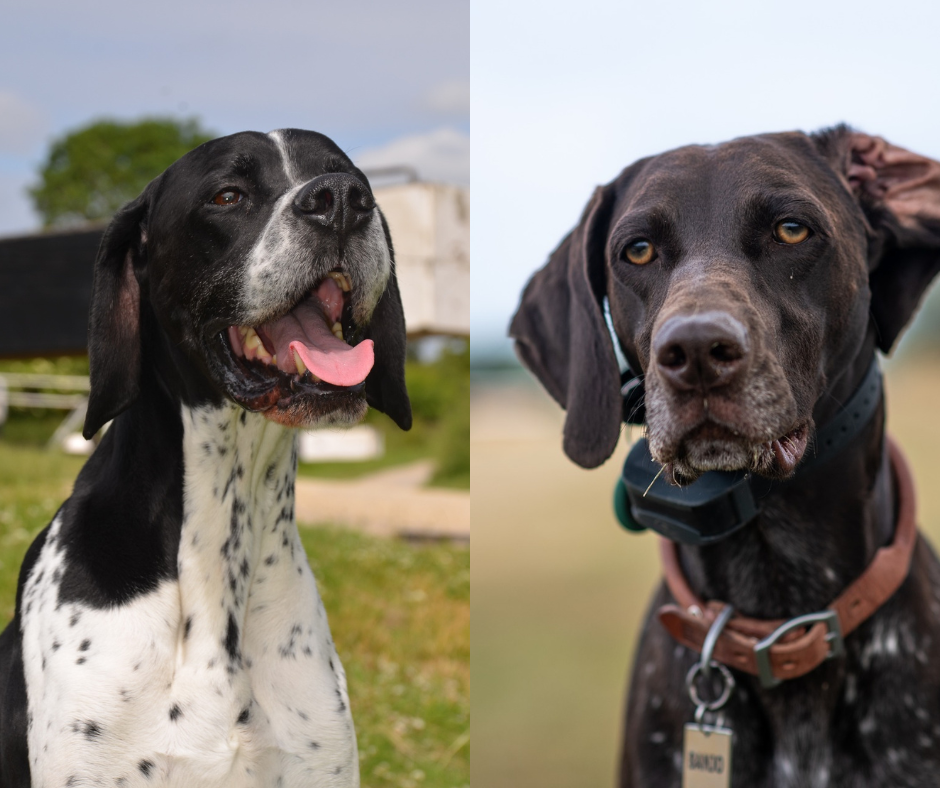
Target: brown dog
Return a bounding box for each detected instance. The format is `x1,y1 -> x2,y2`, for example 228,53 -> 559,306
512,128 -> 940,786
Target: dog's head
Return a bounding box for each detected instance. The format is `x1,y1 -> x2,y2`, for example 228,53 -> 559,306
511,128 -> 940,477
82,129 -> 412,438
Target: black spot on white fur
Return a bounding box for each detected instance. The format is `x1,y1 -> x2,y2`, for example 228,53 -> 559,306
224,612 -> 240,661
72,720 -> 102,740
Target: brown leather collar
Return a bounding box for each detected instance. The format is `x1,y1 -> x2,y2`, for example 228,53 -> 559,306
658,436 -> 918,687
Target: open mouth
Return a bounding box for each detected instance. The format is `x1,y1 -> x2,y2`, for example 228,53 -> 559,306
219,270 -> 374,414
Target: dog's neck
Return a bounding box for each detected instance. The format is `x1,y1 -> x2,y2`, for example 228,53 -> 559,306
176,402 -> 301,668
180,401 -> 297,519
676,346 -> 896,620
69,368 -> 299,611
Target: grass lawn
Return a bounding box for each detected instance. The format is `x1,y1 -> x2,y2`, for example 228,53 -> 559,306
304,527 -> 469,787
295,413 -> 469,490
0,442 -> 86,622
0,436 -> 469,788
297,345 -> 470,491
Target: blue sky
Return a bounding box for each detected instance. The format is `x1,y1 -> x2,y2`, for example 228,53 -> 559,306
471,0 -> 940,357
0,0 -> 469,236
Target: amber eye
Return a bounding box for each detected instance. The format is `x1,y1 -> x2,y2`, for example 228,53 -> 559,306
773,220 -> 811,244
624,239 -> 656,265
213,189 -> 244,206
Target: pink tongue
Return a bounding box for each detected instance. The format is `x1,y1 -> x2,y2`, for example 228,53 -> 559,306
262,283 -> 374,387
289,336 -> 374,387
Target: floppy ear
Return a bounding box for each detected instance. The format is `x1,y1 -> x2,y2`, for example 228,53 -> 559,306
821,129 -> 940,352
82,184 -> 157,439
509,185 -> 620,468
364,257 -> 412,431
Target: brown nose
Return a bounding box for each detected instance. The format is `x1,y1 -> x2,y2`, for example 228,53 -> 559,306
653,312 -> 749,392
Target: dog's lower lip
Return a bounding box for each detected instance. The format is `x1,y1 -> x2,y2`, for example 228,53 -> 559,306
662,420 -> 810,480
766,423 -> 809,475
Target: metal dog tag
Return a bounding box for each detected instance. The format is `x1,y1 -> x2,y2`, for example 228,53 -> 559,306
682,723 -> 732,788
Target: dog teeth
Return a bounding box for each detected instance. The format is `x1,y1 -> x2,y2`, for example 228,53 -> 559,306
331,322 -> 344,340
327,272 -> 352,292
242,327 -> 262,359
243,327 -> 261,348
239,326 -> 277,365
293,350 -> 307,375
255,344 -> 273,364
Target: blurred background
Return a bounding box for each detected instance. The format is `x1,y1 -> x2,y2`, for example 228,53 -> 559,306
471,1 -> 940,786
0,3 -> 468,787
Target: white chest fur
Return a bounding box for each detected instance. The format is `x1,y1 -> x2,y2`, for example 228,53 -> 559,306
21,405 -> 358,787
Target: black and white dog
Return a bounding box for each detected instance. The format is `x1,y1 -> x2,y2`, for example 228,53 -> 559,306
0,129 -> 411,787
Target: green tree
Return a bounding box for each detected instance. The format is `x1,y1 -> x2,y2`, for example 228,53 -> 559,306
30,117 -> 215,228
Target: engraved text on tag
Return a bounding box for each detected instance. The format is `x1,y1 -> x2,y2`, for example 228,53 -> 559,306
682,723 -> 732,788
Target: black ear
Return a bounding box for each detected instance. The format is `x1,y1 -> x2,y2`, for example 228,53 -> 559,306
364,258 -> 412,431
509,185 -> 620,468
818,128 -> 940,352
82,184 -> 157,439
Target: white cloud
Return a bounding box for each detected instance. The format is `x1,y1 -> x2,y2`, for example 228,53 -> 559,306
422,80 -> 470,118
355,127 -> 469,186
0,91 -> 46,155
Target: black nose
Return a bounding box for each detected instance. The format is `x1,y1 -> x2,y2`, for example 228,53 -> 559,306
294,173 -> 375,241
653,312 -> 749,392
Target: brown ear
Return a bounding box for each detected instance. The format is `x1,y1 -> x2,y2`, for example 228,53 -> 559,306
822,129 -> 940,352
509,184 -> 621,468
82,182 -> 158,438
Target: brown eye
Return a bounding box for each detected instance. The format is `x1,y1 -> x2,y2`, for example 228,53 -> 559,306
213,189 -> 244,206
624,239 -> 656,265
774,220 -> 811,244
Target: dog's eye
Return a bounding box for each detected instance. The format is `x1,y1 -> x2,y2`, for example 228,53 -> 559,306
773,220 -> 811,245
624,240 -> 656,265
213,189 -> 244,206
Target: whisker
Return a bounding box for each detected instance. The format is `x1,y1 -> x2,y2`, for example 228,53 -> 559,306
643,464 -> 667,497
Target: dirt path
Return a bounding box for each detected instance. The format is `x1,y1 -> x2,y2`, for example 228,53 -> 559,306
295,460 -> 470,541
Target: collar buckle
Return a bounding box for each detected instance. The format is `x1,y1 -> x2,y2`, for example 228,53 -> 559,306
754,610 -> 844,688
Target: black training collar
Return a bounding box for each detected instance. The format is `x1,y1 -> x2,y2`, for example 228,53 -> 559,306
614,357 -> 883,545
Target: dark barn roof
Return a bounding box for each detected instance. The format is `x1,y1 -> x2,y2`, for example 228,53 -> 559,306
0,228 -> 103,358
